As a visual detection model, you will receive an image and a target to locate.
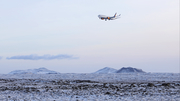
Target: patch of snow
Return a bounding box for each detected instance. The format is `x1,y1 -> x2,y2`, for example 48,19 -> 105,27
94,67 -> 117,74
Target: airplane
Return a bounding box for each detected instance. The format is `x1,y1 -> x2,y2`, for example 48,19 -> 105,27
98,13 -> 121,21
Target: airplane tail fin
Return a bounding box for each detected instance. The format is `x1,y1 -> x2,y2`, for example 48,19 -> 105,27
114,14 -> 121,19
114,13 -> 117,17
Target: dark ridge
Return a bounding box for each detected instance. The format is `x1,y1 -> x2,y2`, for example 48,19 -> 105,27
116,67 -> 146,73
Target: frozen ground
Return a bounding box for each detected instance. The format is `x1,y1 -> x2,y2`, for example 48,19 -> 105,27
0,73 -> 180,101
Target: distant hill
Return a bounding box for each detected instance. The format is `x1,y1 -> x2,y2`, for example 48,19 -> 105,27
94,67 -> 117,74
116,67 -> 146,73
8,67 -> 60,74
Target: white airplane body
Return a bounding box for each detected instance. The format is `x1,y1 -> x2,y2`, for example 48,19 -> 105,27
98,13 -> 121,21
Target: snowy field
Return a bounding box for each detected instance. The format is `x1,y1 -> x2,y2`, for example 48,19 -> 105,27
0,73 -> 180,101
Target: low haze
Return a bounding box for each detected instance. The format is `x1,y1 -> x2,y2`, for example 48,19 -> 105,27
0,0 -> 179,73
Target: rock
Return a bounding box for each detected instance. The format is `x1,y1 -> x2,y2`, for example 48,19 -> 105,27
147,83 -> 154,87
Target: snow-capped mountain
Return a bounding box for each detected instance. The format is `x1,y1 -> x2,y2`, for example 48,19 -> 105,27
8,67 -> 60,74
94,67 -> 117,74
116,67 -> 145,73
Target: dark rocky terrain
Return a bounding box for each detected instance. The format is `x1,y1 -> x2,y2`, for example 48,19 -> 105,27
0,78 -> 180,100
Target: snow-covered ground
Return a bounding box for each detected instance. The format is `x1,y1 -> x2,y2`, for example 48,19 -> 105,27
0,73 -> 180,101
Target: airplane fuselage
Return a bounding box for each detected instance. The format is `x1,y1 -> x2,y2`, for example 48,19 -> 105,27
98,13 -> 120,21
98,15 -> 113,20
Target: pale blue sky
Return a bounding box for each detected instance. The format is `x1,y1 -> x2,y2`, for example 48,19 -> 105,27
0,0 -> 179,73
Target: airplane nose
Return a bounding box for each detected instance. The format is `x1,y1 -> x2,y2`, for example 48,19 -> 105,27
98,15 -> 101,18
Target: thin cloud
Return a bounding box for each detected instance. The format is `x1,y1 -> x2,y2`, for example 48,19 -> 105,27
6,54 -> 78,60
0,56 -> 2,60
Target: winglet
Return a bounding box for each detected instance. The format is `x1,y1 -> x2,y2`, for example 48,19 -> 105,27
114,13 -> 117,17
